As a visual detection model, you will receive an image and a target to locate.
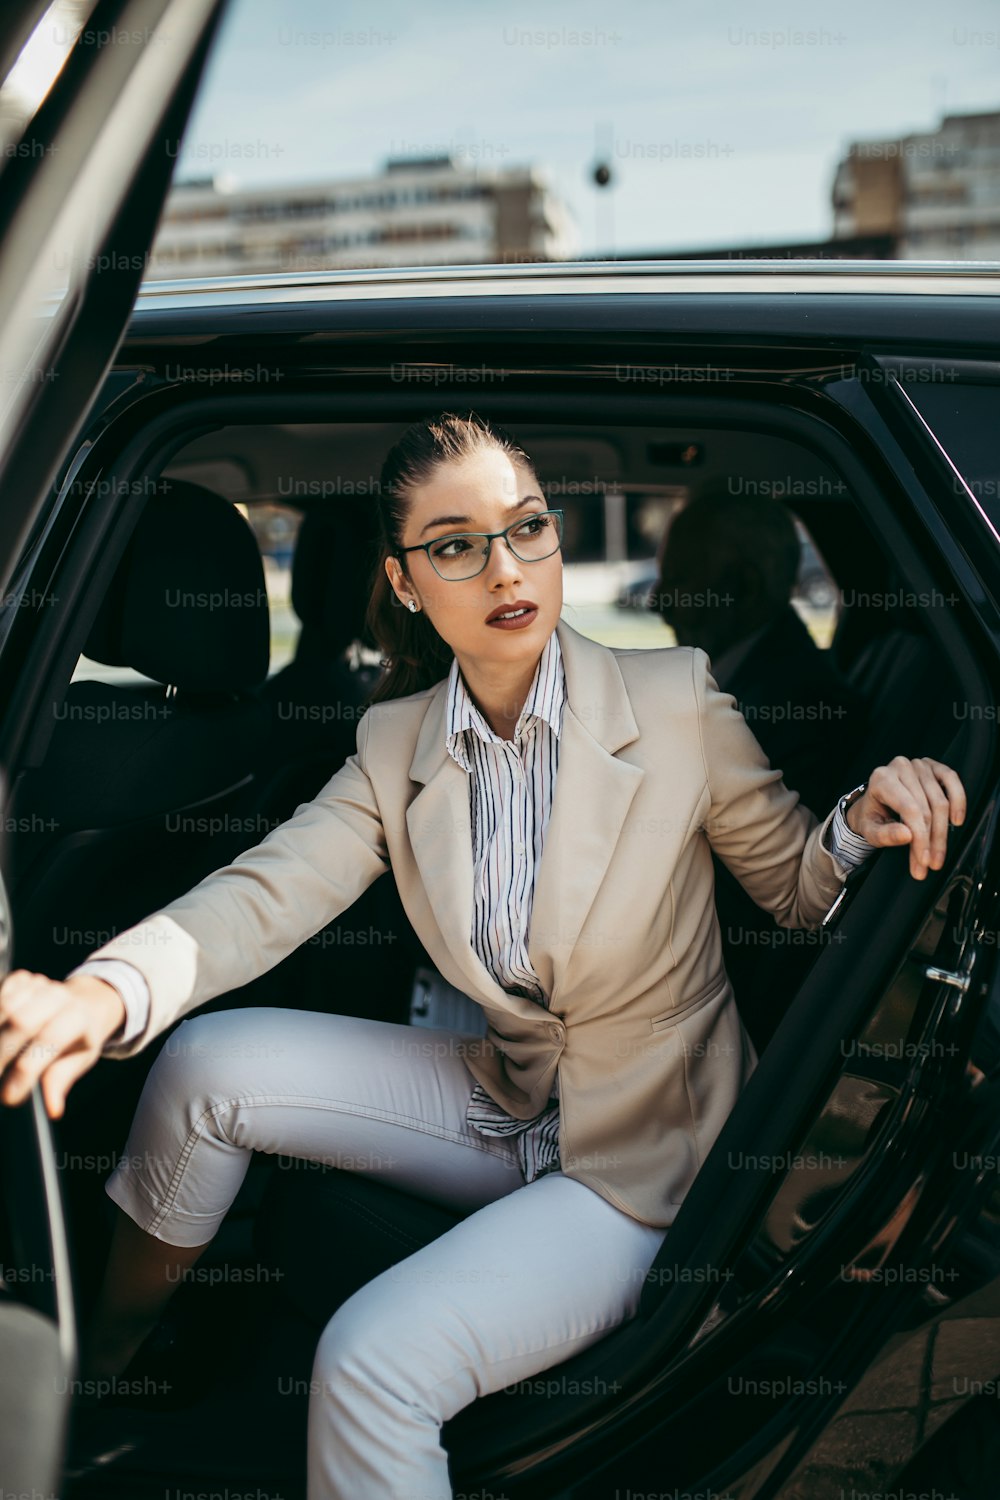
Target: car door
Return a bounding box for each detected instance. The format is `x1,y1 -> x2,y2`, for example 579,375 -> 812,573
0,0 -> 228,1487
0,762 -> 80,1497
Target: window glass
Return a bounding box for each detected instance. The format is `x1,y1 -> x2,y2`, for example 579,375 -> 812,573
904,380 -> 1000,530
70,421 -> 850,687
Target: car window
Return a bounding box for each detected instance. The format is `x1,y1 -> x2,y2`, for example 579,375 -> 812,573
68,422 -> 850,691
157,421 -> 852,656
900,378 -> 1000,530
246,501 -> 303,675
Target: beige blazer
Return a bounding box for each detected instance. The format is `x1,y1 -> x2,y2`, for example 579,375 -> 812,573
88,617 -> 851,1228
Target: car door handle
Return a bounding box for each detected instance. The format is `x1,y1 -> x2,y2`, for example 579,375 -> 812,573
922,964 -> 972,994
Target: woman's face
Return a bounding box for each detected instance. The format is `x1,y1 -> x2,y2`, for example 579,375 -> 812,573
386,445 -> 563,673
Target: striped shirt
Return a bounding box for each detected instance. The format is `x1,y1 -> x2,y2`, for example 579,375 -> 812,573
445,626 -> 566,1183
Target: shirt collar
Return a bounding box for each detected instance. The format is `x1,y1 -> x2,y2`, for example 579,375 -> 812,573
446,626 -> 565,771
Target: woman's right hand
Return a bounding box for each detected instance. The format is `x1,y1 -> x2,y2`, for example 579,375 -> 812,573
0,969 -> 127,1119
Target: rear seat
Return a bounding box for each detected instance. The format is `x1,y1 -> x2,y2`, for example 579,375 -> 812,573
209,500 -> 425,1026
9,479 -> 270,977
838,623 -> 954,785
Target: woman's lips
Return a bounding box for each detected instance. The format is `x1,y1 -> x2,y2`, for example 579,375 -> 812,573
485,604 -> 538,630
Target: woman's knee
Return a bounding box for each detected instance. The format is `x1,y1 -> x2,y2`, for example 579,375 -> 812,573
127,1010 -> 271,1152
312,1295 -> 378,1416
146,1009 -> 265,1097
108,1010 -> 276,1229
311,1277 -> 419,1406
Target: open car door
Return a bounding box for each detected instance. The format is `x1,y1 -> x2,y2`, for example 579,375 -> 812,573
0,0 -> 229,1489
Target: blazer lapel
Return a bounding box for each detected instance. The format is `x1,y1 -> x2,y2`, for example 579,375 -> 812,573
405,680 -> 520,1013
404,617 -> 644,1017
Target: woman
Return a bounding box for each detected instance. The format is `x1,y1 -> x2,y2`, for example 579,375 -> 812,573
0,412 -> 967,1500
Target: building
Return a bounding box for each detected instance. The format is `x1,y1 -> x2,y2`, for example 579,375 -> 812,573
148,155 -> 578,279
832,109 -> 1000,260
584,109 -> 998,264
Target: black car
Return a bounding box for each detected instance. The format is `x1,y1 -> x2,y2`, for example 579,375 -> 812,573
1,6 -> 1000,1499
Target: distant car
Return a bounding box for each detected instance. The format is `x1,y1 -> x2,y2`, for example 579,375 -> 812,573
795,527 -> 838,607
1,5 -> 999,1497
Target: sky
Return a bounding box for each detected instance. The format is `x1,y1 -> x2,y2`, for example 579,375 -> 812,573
171,0 -> 1000,255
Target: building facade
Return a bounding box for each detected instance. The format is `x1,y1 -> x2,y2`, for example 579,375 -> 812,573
149,155 -> 578,278
832,109 -> 1000,261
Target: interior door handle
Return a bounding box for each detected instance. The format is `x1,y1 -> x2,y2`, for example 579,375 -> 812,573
923,964 -> 972,994
922,961 -> 977,1026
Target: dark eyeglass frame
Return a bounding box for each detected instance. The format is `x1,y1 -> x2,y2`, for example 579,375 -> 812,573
393,508 -> 564,580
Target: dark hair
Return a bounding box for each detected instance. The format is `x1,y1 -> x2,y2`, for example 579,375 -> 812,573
363,410 -> 540,704
658,484 -> 801,617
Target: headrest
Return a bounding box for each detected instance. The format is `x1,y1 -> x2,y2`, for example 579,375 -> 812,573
84,479 -> 270,692
290,501 -> 380,658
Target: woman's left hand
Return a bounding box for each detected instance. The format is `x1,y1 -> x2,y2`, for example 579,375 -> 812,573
845,756 -> 967,881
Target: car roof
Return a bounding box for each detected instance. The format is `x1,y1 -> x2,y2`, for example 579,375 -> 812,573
131,258 -> 1000,312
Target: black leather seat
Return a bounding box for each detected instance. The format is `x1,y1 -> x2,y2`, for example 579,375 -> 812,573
217,500 -> 424,1025
830,581 -> 955,785
8,479 -> 271,977
713,594 -> 955,1054
839,625 -> 949,781
249,501 -> 384,833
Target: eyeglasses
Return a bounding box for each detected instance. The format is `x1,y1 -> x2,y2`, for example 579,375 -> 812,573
395,509 -> 564,581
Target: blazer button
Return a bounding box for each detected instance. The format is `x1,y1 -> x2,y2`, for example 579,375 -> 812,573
547,1022 -> 564,1042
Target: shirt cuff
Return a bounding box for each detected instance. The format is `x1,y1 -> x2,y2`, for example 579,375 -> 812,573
67,959 -> 152,1051
823,798 -> 878,872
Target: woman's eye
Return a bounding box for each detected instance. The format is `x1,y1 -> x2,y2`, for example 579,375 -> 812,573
513,516 -> 549,538
431,536 -> 472,558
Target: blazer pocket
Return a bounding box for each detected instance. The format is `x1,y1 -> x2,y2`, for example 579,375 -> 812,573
650,972 -> 729,1032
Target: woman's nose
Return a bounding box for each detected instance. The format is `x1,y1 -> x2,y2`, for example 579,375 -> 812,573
484,535 -> 523,584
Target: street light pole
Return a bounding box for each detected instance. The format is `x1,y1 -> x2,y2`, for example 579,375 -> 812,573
590,119 -> 615,258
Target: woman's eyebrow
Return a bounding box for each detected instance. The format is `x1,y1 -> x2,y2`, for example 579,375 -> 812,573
418,494 -> 546,538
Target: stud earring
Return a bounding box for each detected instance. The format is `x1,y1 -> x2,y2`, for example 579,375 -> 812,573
407,599 -> 418,613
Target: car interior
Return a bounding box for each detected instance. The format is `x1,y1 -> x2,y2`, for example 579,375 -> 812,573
4,413 -> 972,1492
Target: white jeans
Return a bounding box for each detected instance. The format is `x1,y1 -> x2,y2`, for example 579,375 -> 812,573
104,1006 -> 669,1500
